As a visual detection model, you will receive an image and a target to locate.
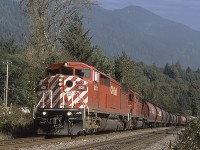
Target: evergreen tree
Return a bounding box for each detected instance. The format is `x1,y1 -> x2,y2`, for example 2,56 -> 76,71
60,14 -> 114,75
0,39 -> 28,106
114,52 -> 137,89
60,14 -> 93,63
88,46 -> 114,75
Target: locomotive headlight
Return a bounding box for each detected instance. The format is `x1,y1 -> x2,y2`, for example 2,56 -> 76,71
42,111 -> 47,116
59,78 -> 63,82
58,77 -> 64,86
67,111 -> 72,116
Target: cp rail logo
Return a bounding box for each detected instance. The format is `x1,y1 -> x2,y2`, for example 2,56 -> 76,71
110,86 -> 117,96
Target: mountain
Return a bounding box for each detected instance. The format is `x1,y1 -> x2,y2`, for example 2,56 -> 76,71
1,1 -> 200,69
84,6 -> 200,69
0,0 -> 26,43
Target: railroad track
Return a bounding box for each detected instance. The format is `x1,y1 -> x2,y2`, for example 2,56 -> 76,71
119,130 -> 172,150
0,133 -> 106,149
0,127 -> 179,150
65,127 -> 179,150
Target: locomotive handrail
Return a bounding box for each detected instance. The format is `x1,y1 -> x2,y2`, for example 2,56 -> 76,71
35,90 -> 53,109
62,92 -> 65,108
76,91 -> 89,119
42,92 -> 44,108
33,90 -> 53,119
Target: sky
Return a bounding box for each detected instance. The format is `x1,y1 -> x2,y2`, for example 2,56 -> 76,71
96,0 -> 200,31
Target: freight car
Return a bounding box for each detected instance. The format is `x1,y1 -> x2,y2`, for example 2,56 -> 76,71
178,114 -> 187,126
33,62 -> 187,135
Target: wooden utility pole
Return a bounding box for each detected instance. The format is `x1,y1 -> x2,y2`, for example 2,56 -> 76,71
3,61 -> 12,108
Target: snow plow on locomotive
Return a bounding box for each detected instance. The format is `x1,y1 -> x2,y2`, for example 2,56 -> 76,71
33,62 -> 188,135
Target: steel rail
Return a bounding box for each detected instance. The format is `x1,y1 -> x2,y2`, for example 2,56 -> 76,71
64,127 -> 178,150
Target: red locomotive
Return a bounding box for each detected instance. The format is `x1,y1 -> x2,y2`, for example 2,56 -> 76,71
33,62 -> 187,135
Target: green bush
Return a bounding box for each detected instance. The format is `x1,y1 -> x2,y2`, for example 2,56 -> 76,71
0,106 -> 34,138
174,118 -> 200,150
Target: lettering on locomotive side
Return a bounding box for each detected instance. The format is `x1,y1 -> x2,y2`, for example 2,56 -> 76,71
110,86 -> 117,96
94,85 -> 98,91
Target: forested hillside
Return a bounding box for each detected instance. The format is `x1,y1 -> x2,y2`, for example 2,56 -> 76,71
0,0 -> 26,43
114,53 -> 200,116
84,6 -> 200,69
0,0 -> 200,118
1,39 -> 200,116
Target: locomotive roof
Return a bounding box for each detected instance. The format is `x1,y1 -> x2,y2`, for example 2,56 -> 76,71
47,62 -> 91,69
47,62 -> 121,85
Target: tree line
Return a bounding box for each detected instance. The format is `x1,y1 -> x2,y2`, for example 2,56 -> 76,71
0,0 -> 199,117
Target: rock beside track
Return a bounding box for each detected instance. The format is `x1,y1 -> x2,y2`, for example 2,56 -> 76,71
142,133 -> 178,150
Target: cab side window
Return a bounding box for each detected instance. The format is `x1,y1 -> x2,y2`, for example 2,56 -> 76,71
100,74 -> 110,86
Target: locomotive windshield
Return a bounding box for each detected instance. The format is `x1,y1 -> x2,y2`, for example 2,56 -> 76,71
75,69 -> 90,78
47,66 -> 90,78
47,66 -> 73,76
61,66 -> 73,75
47,69 -> 60,76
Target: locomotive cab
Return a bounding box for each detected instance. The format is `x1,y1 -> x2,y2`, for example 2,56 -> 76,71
46,64 -> 91,79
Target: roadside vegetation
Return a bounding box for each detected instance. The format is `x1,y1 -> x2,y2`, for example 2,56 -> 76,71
0,106 -> 33,138
174,118 -> 200,150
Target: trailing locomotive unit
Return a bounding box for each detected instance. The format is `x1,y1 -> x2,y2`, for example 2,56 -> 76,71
34,62 -> 129,135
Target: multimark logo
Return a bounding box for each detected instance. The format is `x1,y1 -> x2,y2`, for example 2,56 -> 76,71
110,86 -> 117,96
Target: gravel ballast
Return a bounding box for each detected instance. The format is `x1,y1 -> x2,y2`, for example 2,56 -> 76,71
18,127 -> 180,150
